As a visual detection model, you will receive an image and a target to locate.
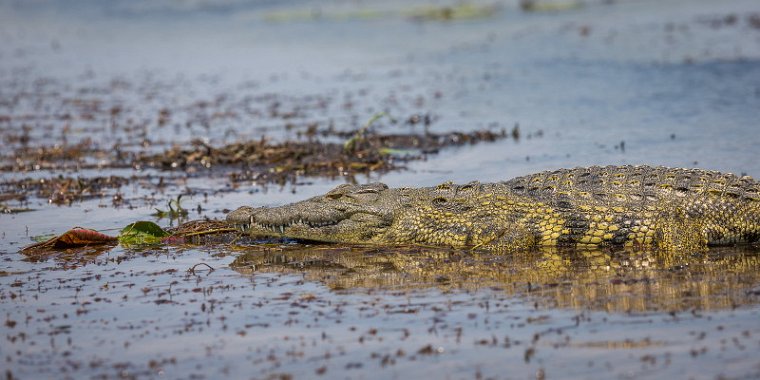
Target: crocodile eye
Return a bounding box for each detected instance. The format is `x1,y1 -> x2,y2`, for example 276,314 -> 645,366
326,183 -> 355,199
347,191 -> 380,202
432,197 -> 448,205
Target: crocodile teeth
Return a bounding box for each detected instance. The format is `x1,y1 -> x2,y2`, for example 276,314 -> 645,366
247,219 -> 338,231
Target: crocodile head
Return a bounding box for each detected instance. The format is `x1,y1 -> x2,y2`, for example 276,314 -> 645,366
226,182 -> 406,244
226,180 -> 528,248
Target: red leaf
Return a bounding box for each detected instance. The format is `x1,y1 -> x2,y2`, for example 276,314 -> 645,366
22,227 -> 117,252
55,228 -> 117,247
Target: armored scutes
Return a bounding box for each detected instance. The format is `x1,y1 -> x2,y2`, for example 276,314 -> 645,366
226,166 -> 760,251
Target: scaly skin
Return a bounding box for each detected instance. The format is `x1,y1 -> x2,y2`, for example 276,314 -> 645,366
226,166 -> 760,251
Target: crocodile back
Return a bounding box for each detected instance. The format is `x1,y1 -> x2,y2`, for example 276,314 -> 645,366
503,165 -> 760,208
502,165 -> 760,246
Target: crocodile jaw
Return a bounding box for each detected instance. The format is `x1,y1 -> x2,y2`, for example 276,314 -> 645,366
227,206 -> 392,243
226,183 -> 400,244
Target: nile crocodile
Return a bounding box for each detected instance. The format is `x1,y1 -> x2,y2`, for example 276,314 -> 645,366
226,166 -> 760,251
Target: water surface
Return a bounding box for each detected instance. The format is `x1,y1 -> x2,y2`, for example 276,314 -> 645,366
2,0 -> 760,378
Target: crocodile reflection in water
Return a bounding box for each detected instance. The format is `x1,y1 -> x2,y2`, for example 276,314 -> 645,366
231,246 -> 760,312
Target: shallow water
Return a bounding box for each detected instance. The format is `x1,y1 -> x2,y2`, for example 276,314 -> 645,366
2,0 -> 760,378
4,245 -> 760,379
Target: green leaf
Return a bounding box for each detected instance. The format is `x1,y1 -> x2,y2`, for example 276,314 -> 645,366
119,221 -> 170,245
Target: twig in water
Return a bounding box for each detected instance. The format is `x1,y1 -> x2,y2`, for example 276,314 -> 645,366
188,263 -> 215,275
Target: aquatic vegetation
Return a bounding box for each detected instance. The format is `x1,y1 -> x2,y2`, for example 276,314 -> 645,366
151,194 -> 189,220
519,0 -> 583,12
406,3 -> 502,22
262,3 -> 502,23
119,221 -> 171,245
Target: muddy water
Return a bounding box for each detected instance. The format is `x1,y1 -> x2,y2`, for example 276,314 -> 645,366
2,0 -> 760,378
